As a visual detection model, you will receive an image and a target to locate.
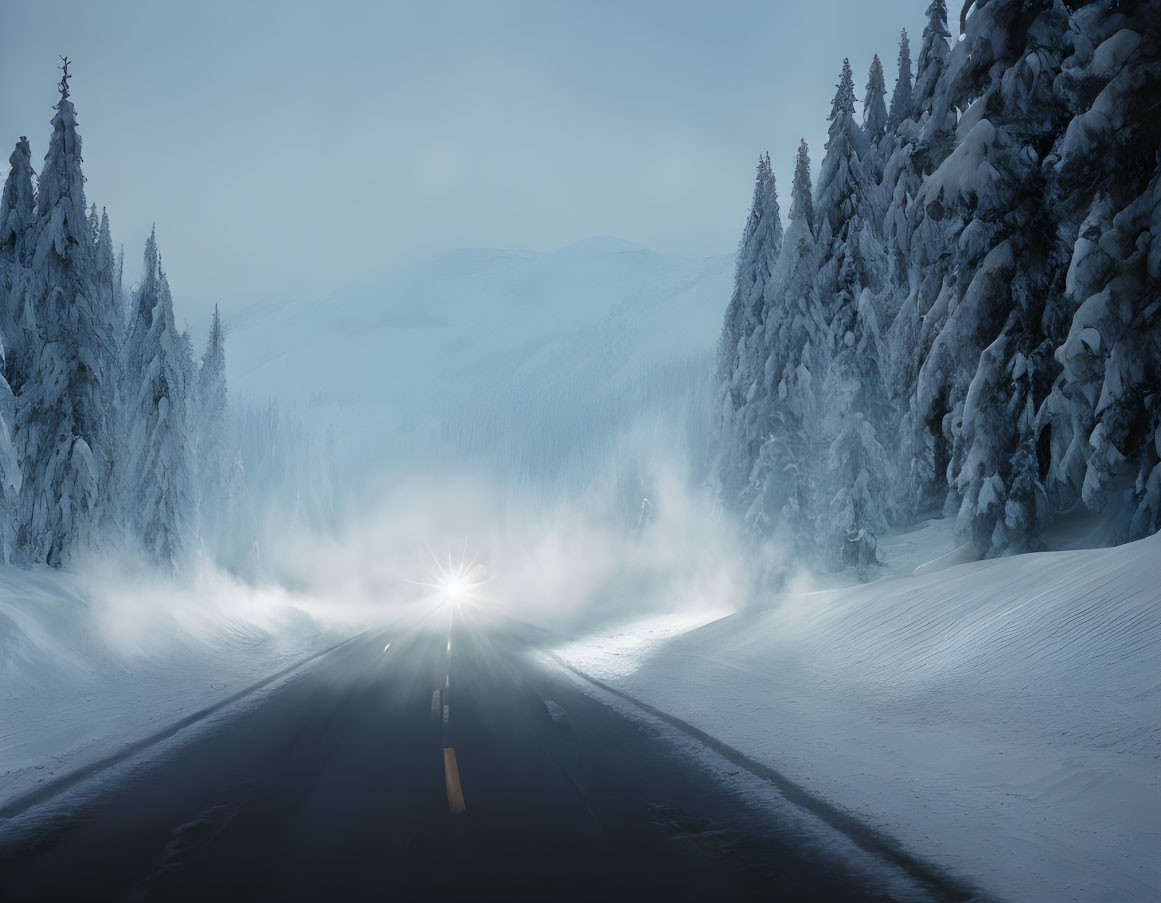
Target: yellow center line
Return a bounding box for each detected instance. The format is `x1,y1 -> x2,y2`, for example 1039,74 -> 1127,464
444,747 -> 466,814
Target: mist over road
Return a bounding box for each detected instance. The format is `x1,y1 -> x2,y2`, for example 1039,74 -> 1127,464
0,617 -> 900,901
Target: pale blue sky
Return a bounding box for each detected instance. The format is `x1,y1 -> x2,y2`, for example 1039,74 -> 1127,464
1,0 -> 926,320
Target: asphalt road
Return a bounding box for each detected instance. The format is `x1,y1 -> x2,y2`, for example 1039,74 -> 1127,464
0,613 -> 908,902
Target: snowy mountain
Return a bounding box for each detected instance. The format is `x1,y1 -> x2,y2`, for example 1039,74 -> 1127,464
226,238 -> 733,490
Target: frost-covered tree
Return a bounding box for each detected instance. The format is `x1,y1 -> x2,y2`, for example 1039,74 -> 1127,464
124,230 -> 196,568
1,137 -> 39,394
94,209 -> 118,328
0,343 -> 19,562
914,0 -> 951,119
930,1 -> 1071,555
714,153 -> 783,509
814,59 -> 877,330
826,413 -> 891,576
814,58 -> 891,570
887,29 -> 913,133
14,60 -> 114,566
0,139 -> 35,557
863,54 -> 889,148
741,141 -> 825,557
197,304 -> 230,543
91,205 -> 125,534
1038,7 -> 1161,541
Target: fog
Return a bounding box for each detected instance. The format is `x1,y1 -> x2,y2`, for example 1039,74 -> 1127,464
0,0 -> 937,641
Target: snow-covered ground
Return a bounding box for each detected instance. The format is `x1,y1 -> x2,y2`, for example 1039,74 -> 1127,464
549,529 -> 1161,903
0,564 -> 339,814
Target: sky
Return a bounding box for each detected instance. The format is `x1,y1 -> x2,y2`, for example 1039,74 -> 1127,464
0,0 -> 926,324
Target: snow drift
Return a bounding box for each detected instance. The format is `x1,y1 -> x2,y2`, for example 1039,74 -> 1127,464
552,528 -> 1161,903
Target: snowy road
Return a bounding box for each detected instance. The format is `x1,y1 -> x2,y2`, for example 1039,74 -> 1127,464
0,617 -> 972,902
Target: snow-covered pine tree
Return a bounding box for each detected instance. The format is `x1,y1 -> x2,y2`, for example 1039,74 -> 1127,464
0,137 -> 39,395
717,156 -> 775,390
878,2 -> 960,520
814,59 -> 875,332
196,304 -> 230,547
826,412 -> 891,577
91,206 -> 124,535
914,0 -> 951,123
87,203 -> 99,248
0,342 -> 19,563
887,29 -> 913,133
713,153 -> 782,511
14,60 -> 115,566
124,231 -> 197,568
914,0 -> 1073,556
94,209 -> 118,331
877,29 -> 925,316
813,58 -> 891,570
741,140 -> 826,559
863,54 -> 889,149
1041,5 -> 1161,540
0,139 -> 36,557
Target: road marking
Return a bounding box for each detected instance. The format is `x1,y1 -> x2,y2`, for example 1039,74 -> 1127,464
443,747 -> 466,814
442,704 -> 450,726
430,690 -> 441,721
445,674 -> 450,689
383,643 -> 391,653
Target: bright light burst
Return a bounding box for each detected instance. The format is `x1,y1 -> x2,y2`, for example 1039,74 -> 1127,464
407,545 -> 492,609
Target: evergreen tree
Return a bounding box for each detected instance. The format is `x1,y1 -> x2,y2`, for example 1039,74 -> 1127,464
935,1 -> 1070,555
814,58 -> 891,570
814,59 -> 875,322
913,0 -> 951,120
741,140 -> 825,559
714,153 -> 782,510
863,54 -> 888,147
92,206 -> 123,534
0,140 -> 26,559
87,203 -> 99,247
0,341 -> 19,563
197,304 -> 230,545
887,29 -> 913,132
1040,9 -> 1161,541
14,59 -> 113,566
124,230 -> 196,568
0,137 -> 39,393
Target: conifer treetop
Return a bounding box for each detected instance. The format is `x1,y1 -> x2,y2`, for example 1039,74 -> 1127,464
57,56 -> 72,101
864,54 -> 889,143
790,139 -> 813,230
888,29 -> 913,129
830,58 -> 857,121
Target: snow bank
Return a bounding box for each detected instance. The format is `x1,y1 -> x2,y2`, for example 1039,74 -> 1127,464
553,533 -> 1161,903
0,564 -> 337,813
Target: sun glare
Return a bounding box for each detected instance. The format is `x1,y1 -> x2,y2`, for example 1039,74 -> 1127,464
408,547 -> 492,609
